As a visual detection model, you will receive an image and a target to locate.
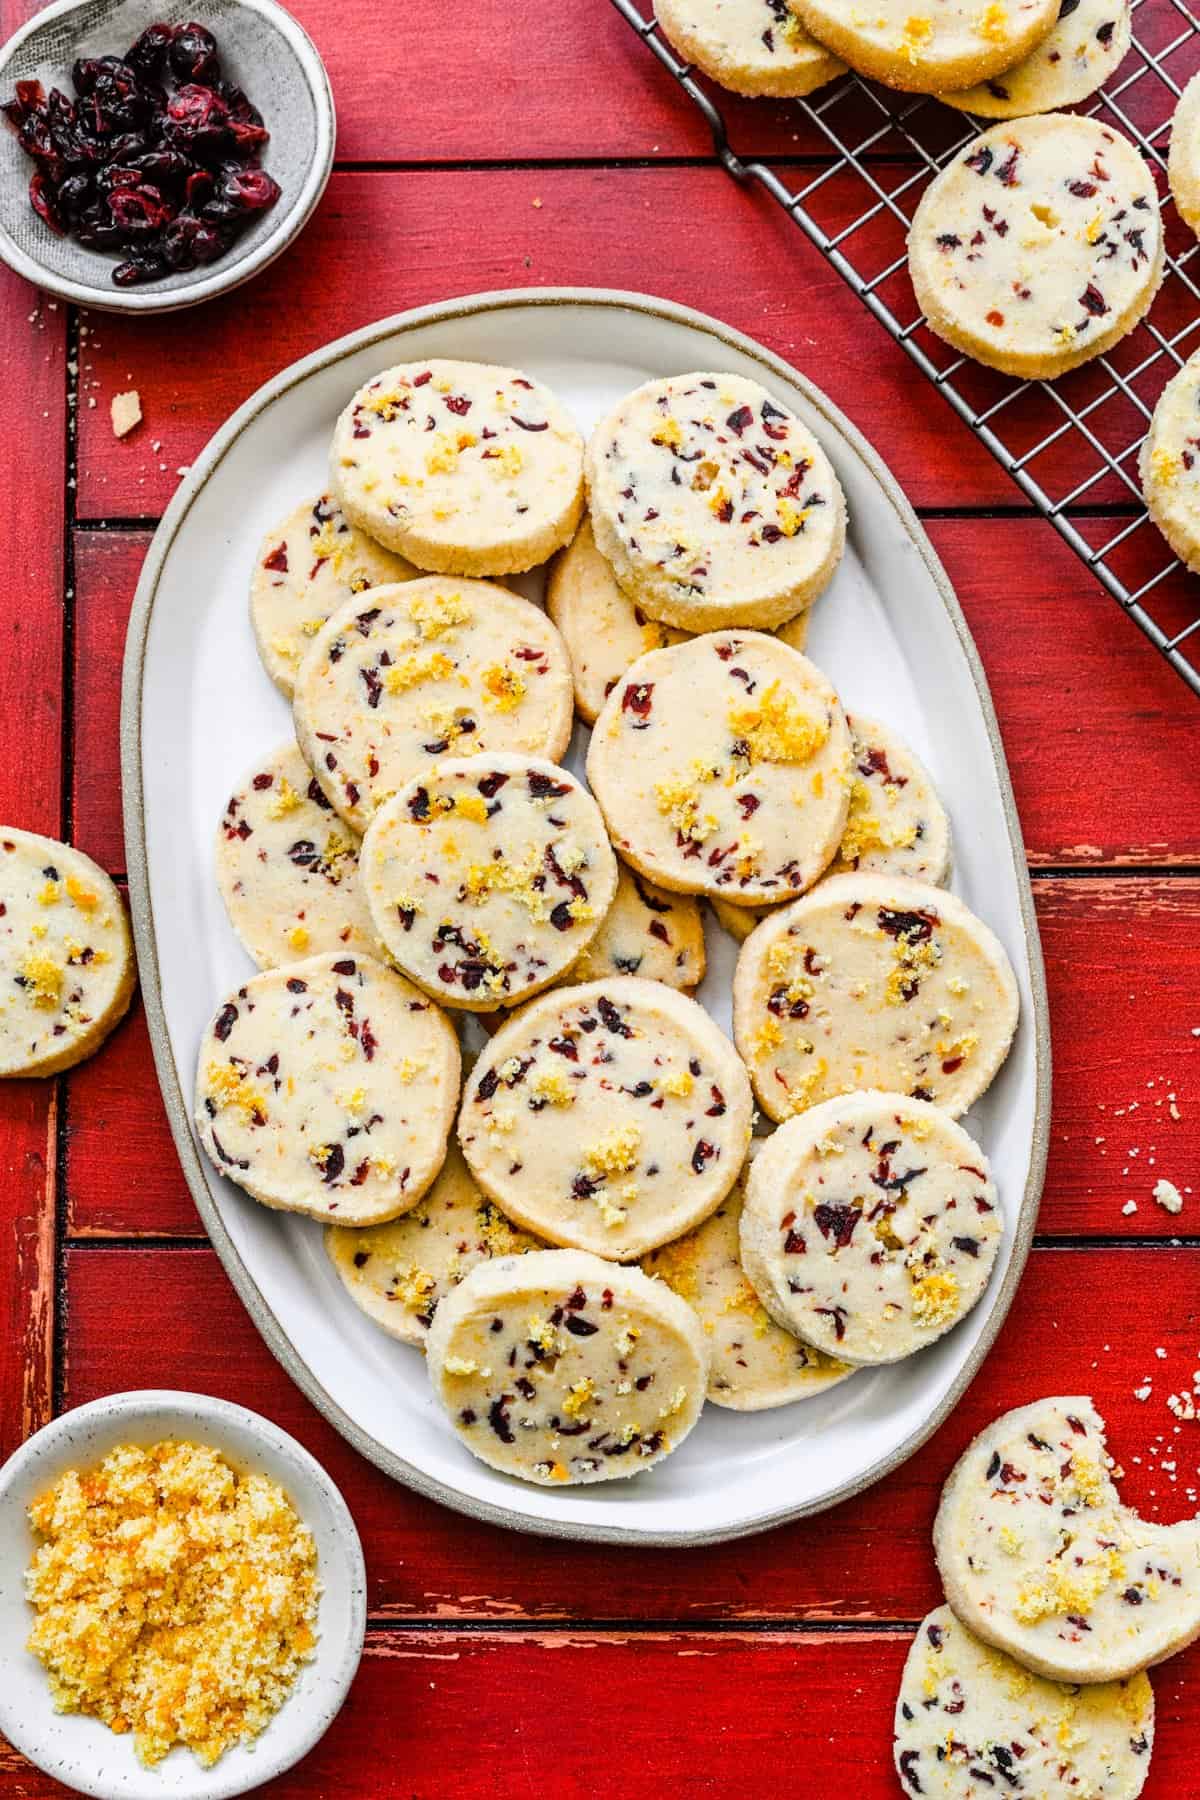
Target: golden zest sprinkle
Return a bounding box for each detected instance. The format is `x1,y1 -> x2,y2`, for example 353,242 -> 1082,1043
25,1441 -> 318,1769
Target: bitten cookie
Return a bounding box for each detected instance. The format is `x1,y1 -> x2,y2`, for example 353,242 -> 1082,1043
733,872 -> 1019,1123
250,492 -> 415,698
325,1141 -> 542,1347
585,373 -> 846,630
941,0 -> 1131,118
1139,350 -> 1200,571
215,742 -> 376,969
194,951 -> 460,1225
895,1605 -> 1155,1800
458,977 -> 754,1260
0,831 -> 134,1078
292,578 -> 574,835
426,1248 -> 709,1485
934,1396 -> 1200,1683
707,711 -> 951,941
546,514 -> 690,723
740,1092 -> 1001,1363
655,0 -> 845,97
568,862 -> 706,991
642,1157 -> 852,1409
330,359 -> 585,577
360,754 -> 618,1012
586,631 -> 852,904
909,116 -> 1163,379
787,0 -> 1060,92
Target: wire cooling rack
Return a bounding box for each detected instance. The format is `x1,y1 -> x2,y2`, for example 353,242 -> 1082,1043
611,0 -> 1200,695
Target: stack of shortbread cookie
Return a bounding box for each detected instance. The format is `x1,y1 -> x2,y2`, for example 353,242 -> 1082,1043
197,356 -> 1022,1489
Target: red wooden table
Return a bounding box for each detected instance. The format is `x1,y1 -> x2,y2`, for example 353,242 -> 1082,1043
3,3 -> 1200,1792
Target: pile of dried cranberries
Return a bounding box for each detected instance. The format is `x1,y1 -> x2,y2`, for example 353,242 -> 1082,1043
2,21 -> 280,286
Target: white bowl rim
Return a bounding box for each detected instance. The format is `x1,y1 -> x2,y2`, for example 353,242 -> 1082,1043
0,1387 -> 367,1800
0,0 -> 335,314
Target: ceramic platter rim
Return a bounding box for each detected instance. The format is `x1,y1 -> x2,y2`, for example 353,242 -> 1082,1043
121,287 -> 1051,1545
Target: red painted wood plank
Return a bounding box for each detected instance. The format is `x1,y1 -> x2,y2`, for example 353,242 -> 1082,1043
2,1626 -> 1197,1800
60,1244 -> 1200,1622
71,531 -> 144,875
64,876 -> 1200,1240
74,167 -> 1019,520
0,1084 -> 56,1462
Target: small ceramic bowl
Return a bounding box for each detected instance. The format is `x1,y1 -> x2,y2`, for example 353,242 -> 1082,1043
0,1390 -> 366,1799
0,0 -> 334,313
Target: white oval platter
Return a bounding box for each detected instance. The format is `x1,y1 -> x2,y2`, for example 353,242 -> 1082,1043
122,288 -> 1050,1545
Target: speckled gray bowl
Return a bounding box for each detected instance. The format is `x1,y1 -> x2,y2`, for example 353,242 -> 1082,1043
0,1390 -> 366,1798
0,0 -> 334,312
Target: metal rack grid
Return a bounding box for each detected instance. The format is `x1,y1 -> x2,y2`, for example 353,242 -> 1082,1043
610,0 -> 1200,695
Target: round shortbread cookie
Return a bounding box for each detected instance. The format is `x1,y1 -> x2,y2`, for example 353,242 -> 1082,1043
909,116 -> 1163,379
732,872 -> 1019,1123
1171,71 -> 1200,238
642,1158 -> 852,1409
568,862 -> 706,991
1139,351 -> 1200,571
458,977 -> 754,1260
941,0 -> 1132,118
426,1248 -> 709,1485
194,951 -> 460,1225
740,1092 -> 1001,1364
789,0 -> 1060,93
292,578 -> 574,835
585,373 -> 846,630
586,632 -> 852,905
325,1141 -> 543,1348
654,0 -> 845,97
706,711 -> 951,941
250,492 -> 415,699
215,742 -> 376,969
934,1395 -> 1200,1684
360,754 -> 618,1012
0,831 -> 134,1078
895,1605 -> 1155,1800
330,359 -> 584,577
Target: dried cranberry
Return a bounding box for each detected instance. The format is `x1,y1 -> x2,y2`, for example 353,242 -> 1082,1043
219,166 -> 280,212
813,1202 -> 859,1247
168,23 -> 220,84
29,172 -> 64,234
125,22 -> 176,83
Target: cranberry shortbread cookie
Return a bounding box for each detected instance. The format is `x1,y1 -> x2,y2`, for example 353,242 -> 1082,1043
788,0 -> 1060,92
360,754 -> 618,1012
655,0 -> 845,97
942,0 -> 1132,118
568,862 -> 706,991
426,1248 -> 709,1485
1140,350 -> 1200,571
330,360 -> 584,577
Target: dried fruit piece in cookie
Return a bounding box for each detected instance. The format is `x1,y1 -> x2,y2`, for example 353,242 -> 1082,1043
642,1156 -> 852,1408
325,1141 -> 543,1347
934,1396 -> 1200,1683
194,951 -> 460,1225
788,0 -> 1060,93
215,741 -> 376,969
330,359 -> 584,578
894,1604 -> 1155,1800
1170,71 -> 1200,239
585,373 -> 846,630
941,0 -> 1132,118
1140,350 -> 1200,571
458,976 -> 753,1260
587,631 -> 852,904
732,871 -> 1019,1122
655,0 -> 845,96
569,862 -> 706,991
740,1091 -> 1001,1363
292,577 -> 573,834
0,830 -> 134,1077
250,492 -> 415,699
427,1248 -> 709,1485
361,754 -> 618,1012
909,115 -> 1162,379
708,711 -> 952,940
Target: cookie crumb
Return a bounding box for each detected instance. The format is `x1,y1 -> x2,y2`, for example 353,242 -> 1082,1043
110,390 -> 141,437
1154,1178 -> 1184,1215
1122,1199 -> 1138,1216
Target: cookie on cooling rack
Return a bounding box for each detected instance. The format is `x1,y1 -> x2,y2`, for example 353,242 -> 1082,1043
909,115 -> 1163,379
1140,350 -> 1200,571
1169,70 -> 1200,238
941,0 -> 1131,118
654,0 -> 845,97
786,0 -> 1060,94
